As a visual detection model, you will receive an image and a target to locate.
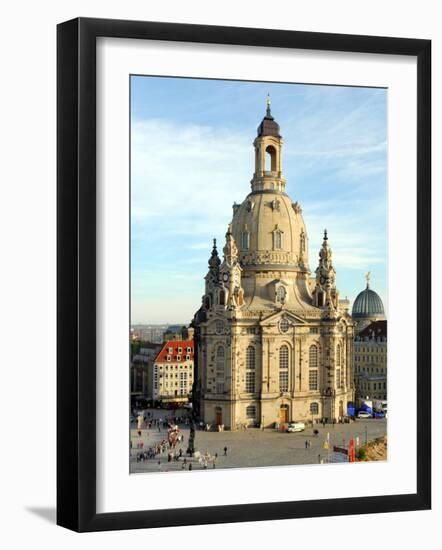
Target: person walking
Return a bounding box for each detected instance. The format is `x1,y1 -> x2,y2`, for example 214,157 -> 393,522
223,446 -> 228,456
305,440 -> 308,450
189,462 -> 193,471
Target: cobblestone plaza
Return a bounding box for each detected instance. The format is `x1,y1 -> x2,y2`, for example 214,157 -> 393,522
130,408 -> 387,474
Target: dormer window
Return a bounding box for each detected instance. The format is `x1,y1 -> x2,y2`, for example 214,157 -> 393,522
274,282 -> 288,305
178,347 -> 182,353
177,355 -> 181,361
276,286 -> 286,302
168,347 -> 173,353
166,355 -> 171,361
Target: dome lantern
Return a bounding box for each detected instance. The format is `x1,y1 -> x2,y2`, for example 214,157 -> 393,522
252,96 -> 286,193
228,99 -> 308,272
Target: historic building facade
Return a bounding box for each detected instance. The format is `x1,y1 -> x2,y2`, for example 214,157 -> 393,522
152,340 -> 194,404
131,343 -> 162,397
192,101 -> 355,429
354,320 -> 387,400
352,275 -> 387,401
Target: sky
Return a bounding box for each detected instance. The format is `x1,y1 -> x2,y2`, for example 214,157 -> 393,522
130,76 -> 387,324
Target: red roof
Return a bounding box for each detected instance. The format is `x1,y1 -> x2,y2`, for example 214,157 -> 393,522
155,340 -> 194,363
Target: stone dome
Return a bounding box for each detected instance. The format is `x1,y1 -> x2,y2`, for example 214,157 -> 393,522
231,190 -> 308,272
352,285 -> 385,319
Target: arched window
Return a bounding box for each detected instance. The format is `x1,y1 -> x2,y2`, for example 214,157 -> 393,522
309,345 -> 318,369
245,346 -> 256,393
273,230 -> 282,250
215,346 -> 225,393
246,346 -> 255,370
265,145 -> 277,171
246,405 -> 256,419
216,346 -> 224,366
242,231 -> 250,250
336,344 -> 341,367
336,344 -> 344,388
336,368 -> 341,389
309,345 -> 318,390
219,290 -> 225,306
204,295 -> 211,309
279,345 -> 289,392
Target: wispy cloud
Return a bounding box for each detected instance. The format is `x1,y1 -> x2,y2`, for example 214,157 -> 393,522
131,78 -> 387,323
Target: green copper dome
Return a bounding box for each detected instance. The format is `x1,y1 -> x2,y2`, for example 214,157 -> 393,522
352,284 -> 385,319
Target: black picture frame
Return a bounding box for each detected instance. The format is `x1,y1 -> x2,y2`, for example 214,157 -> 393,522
57,17 -> 431,532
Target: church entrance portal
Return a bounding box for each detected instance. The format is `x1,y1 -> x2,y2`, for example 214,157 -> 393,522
279,405 -> 289,424
339,400 -> 344,417
215,407 -> 223,426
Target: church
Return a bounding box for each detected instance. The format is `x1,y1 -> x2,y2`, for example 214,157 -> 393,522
192,99 -> 355,429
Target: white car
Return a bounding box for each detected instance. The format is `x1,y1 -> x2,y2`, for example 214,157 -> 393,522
286,422 -> 305,433
357,411 -> 372,419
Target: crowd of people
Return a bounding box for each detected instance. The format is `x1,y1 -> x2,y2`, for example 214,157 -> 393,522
131,411 -> 227,471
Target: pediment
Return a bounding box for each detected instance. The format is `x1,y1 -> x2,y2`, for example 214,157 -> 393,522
260,310 -> 308,326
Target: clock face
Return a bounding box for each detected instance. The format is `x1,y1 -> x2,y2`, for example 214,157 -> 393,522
222,273 -> 229,282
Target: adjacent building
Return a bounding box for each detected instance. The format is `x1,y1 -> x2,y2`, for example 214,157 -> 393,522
354,320 -> 387,400
352,273 -> 386,332
352,275 -> 387,401
192,100 -> 355,430
130,343 -> 162,397
163,325 -> 195,342
152,340 -> 194,404
131,325 -> 168,344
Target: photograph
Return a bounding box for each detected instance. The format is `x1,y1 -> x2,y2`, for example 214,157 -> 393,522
129,76 -> 388,473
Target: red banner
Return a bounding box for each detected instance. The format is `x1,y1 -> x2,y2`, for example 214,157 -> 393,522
349,438 -> 355,462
